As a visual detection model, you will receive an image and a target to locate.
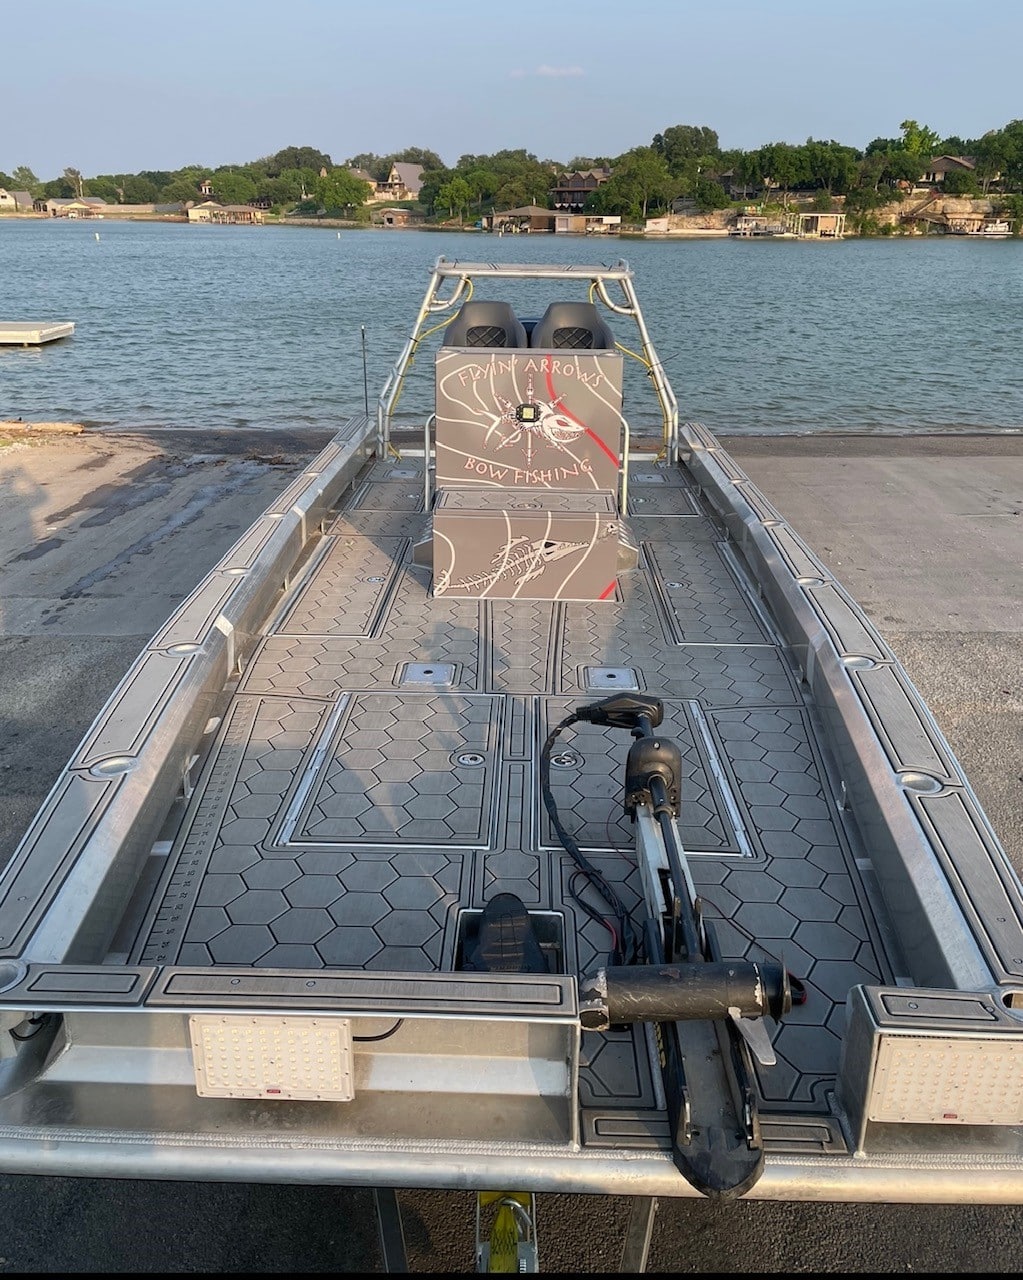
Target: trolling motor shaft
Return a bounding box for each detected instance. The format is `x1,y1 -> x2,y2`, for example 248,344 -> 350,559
578,960 -> 791,1031
572,691 -> 796,1200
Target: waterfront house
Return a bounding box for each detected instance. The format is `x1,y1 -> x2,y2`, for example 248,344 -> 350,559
553,212 -> 622,235
0,189 -> 34,213
731,212 -> 787,237
92,202 -> 187,219
378,163 -> 424,201
376,207 -> 425,227
37,197 -> 100,218
550,167 -> 612,210
914,156 -> 976,192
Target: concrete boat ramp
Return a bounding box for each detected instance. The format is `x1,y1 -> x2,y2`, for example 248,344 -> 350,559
0,321 -> 75,346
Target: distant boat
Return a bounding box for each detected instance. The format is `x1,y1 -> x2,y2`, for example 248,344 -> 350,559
948,218 -> 1014,238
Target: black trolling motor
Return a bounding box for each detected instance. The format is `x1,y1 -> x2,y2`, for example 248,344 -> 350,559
542,692 -> 793,1199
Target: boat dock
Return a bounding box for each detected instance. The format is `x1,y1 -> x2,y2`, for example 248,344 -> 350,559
0,321 -> 75,346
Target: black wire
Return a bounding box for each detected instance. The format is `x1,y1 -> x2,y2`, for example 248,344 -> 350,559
541,713 -> 638,966
10,1014 -> 52,1041
353,1019 -> 405,1042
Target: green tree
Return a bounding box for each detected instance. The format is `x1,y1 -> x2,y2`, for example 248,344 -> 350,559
732,150 -> 763,199
259,167 -> 320,207
437,176 -> 473,221
118,175 -> 159,202
263,146 -> 331,176
999,120 -> 1023,190
844,183 -> 890,213
346,153 -> 389,180
883,150 -> 926,188
390,146 -> 443,172
316,169 -> 373,215
941,168 -> 978,195
211,169 -> 257,205
972,130 -> 1013,194
41,176 -> 74,198
604,147 -> 671,219
757,142 -> 806,205
997,192 -> 1023,230
85,176 -> 121,201
802,139 -> 859,194
900,120 -> 941,156
692,177 -> 730,211
138,170 -> 173,191
854,151 -> 889,194
12,165 -> 40,194
464,167 -> 501,211
652,125 -> 720,175
566,156 -> 612,170
63,167 -> 84,198
416,167 -> 451,215
462,149 -> 558,210
162,178 -> 204,203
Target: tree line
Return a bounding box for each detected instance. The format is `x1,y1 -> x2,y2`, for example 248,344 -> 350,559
5,121 -> 1023,225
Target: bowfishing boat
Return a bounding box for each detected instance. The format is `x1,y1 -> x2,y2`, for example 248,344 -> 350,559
2,257 -> 1023,1269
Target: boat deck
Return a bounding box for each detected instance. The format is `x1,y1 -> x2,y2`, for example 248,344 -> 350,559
112,452 -> 894,1140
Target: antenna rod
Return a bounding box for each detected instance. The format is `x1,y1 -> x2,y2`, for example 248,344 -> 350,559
361,326 -> 369,414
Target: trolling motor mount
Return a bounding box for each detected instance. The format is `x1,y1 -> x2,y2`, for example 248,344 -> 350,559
573,690 -> 796,1200
625,736 -> 681,817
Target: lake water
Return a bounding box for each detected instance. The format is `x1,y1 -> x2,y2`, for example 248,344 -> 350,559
1,218 -> 1021,437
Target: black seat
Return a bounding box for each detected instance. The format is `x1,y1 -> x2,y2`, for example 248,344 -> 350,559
443,300 -> 528,348
529,301 -> 614,350
461,893 -> 549,974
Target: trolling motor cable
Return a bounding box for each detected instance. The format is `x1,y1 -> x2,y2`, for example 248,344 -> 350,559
540,712 -> 639,967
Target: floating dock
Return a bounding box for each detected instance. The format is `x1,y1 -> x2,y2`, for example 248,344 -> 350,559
0,321 -> 75,346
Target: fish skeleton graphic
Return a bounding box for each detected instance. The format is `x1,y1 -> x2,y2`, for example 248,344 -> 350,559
438,524 -> 617,595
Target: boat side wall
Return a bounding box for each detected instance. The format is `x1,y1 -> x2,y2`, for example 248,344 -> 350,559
677,420 -> 999,993
0,417 -> 375,965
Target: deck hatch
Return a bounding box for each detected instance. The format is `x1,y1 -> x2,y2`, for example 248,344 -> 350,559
349,481 -> 424,512
645,540 -> 771,645
289,693 -> 501,849
274,536 -> 406,637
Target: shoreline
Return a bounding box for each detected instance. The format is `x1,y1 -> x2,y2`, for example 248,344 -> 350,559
4,212 -> 1019,239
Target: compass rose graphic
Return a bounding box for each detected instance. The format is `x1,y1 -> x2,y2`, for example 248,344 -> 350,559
493,373 -> 587,466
